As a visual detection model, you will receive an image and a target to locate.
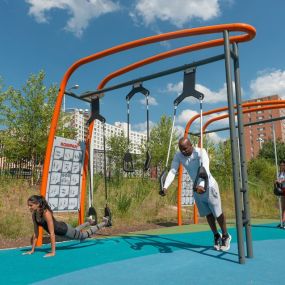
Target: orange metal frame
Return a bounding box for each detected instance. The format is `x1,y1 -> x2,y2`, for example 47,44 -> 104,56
178,100 -> 285,225
38,23 -> 255,245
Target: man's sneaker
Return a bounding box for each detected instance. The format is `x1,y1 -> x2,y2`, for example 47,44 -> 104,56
220,234 -> 232,251
277,223 -> 285,229
214,233 -> 221,250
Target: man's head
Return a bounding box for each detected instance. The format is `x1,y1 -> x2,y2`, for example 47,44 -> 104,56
178,137 -> 193,157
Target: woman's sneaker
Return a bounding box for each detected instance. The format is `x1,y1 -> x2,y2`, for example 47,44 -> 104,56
87,216 -> 97,226
104,206 -> 112,227
220,234 -> 232,251
214,233 -> 221,250
103,216 -> 112,227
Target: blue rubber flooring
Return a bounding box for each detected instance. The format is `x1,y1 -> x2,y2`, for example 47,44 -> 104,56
1,223 -> 284,285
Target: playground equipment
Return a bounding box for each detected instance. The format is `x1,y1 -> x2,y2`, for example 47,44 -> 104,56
39,23 -> 256,264
87,97 -> 111,225
123,83 -> 151,173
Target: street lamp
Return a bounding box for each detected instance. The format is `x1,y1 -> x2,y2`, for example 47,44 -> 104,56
256,137 -> 264,150
63,84 -> 79,112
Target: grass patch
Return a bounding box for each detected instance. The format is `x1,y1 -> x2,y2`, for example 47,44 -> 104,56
0,174 -> 280,240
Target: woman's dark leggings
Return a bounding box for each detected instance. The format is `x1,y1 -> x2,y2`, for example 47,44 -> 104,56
65,221 -> 106,240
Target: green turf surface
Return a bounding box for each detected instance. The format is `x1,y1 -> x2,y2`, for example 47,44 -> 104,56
120,218 -> 279,236
0,219 -> 283,284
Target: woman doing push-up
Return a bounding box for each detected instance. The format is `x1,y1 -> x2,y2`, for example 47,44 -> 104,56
23,195 -> 112,258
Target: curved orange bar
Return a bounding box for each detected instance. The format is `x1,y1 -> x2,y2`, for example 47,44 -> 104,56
39,23 -> 256,245
178,100 -> 285,225
97,23 -> 255,89
184,100 -> 285,137
98,39 -> 241,89
203,104 -> 285,131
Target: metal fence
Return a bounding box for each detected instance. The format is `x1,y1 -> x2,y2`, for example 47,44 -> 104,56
0,156 -> 42,181
0,149 -> 157,181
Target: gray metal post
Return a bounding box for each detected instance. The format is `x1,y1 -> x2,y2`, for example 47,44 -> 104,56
232,42 -> 253,258
223,30 -> 245,264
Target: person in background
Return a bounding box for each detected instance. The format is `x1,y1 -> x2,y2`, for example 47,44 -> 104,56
276,160 -> 285,228
23,195 -> 112,257
161,137 -> 231,251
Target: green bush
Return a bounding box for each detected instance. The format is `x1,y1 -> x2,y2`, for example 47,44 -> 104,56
248,157 -> 276,185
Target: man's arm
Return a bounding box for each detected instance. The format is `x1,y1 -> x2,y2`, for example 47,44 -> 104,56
162,154 -> 180,194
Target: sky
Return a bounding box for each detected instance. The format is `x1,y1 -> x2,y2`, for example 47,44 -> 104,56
1,0 -> 285,142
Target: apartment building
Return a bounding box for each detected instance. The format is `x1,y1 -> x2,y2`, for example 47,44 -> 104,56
93,121 -> 146,154
243,95 -> 285,160
64,109 -> 147,173
65,108 -> 89,142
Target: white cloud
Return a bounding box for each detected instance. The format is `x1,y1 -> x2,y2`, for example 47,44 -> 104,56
176,108 -> 229,134
166,81 -> 183,94
174,125 -> 225,143
166,81 -> 231,104
174,125 -> 186,138
26,0 -> 120,37
132,0 -> 221,27
139,96 -> 158,106
207,132 -> 225,143
176,109 -> 199,124
195,83 -> 229,103
132,120 -> 155,133
250,69 -> 285,99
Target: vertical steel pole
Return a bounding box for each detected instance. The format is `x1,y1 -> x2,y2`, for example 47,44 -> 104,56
223,31 -> 245,264
233,43 -> 253,258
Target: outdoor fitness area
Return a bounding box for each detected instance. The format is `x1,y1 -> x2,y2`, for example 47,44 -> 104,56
1,22 -> 285,284
1,221 -> 284,284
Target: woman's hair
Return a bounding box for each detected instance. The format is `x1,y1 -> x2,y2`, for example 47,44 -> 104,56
27,195 -> 52,213
280,160 -> 285,165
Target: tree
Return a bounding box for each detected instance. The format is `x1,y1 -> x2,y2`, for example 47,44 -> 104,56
0,71 -> 76,182
106,133 -> 129,177
258,140 -> 285,163
148,115 -> 178,171
211,139 -> 232,184
248,157 -> 276,185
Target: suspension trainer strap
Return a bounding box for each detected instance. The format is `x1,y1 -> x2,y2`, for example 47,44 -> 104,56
144,93 -> 152,171
127,99 -> 130,145
159,105 -> 177,196
146,94 -> 149,145
165,106 -> 177,168
200,99 -> 203,151
193,97 -> 209,193
102,121 -> 108,202
124,83 -> 151,173
86,97 -> 105,221
123,97 -> 134,173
